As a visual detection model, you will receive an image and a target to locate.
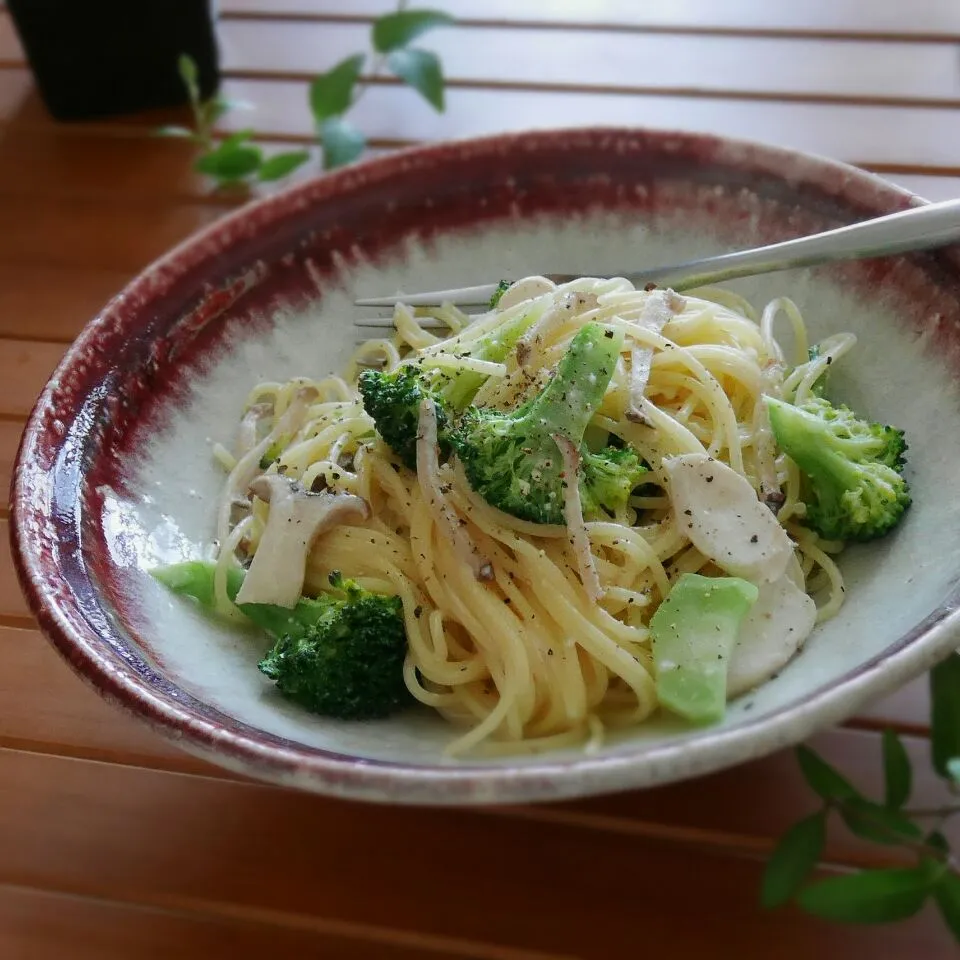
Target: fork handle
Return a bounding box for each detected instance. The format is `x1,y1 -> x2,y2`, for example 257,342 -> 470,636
629,198 -> 960,291
354,198 -> 960,310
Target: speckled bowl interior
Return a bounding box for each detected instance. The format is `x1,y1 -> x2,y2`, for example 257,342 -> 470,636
12,128 -> 960,804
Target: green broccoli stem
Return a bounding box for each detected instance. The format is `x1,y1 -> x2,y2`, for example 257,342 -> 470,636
151,560 -> 243,609
438,304 -> 541,409
151,560 -> 325,641
523,323 -> 623,442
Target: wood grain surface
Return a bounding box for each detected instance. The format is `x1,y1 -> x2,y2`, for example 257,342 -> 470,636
1,1 -> 957,955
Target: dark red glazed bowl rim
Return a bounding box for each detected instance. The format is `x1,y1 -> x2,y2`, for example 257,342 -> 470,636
11,126 -> 960,804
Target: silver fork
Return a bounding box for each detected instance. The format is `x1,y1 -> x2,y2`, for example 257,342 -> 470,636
353,198 -> 960,328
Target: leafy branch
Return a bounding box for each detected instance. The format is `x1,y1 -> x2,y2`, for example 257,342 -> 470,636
762,652 -> 960,942
159,6 -> 452,188
157,54 -> 311,185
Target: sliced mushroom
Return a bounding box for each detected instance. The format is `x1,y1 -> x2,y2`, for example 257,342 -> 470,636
727,571 -> 817,698
627,289 -> 685,421
517,291 -> 599,371
235,402 -> 273,458
235,475 -> 368,608
554,434 -> 602,602
217,386 -> 319,546
417,398 -> 493,581
663,453 -> 793,583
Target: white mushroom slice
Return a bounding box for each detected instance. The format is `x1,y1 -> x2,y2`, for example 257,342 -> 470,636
727,572 -> 817,698
235,475 -> 368,608
235,402 -> 272,458
554,434 -> 602,602
417,398 -> 493,581
517,291 -> 599,370
627,289 -> 685,422
663,453 -> 793,583
216,385 -> 318,546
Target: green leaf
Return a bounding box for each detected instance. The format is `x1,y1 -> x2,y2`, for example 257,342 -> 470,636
319,117 -> 366,170
839,797 -> 922,846
154,125 -> 196,140
372,9 -> 454,53
882,729 -> 912,809
761,810 -> 827,909
931,653 -> 960,779
195,143 -> 263,181
934,871 -> 960,943
309,54 -> 365,122
797,867 -> 935,924
258,150 -> 311,182
387,47 -> 446,111
796,745 -> 860,802
948,758 -> 960,785
178,53 -> 200,103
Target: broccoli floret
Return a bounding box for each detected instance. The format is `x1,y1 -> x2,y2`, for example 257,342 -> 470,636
151,562 -> 409,720
579,445 -> 649,519
489,279 -> 512,309
358,365 -> 451,470
258,572 -> 408,720
766,395 -> 910,542
358,303 -> 541,467
452,322 -> 645,524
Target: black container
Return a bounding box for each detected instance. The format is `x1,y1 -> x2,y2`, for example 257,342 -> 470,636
8,0 -> 220,121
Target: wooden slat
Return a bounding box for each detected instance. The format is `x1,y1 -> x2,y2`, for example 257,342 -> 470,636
0,529 -> 30,621
0,129 -> 319,207
217,0 -> 960,40
0,340 -> 64,418
216,20 -> 960,104
0,195 -> 222,272
0,884 -> 544,960
854,674 -> 931,732
0,263 -> 133,343
0,626 -> 215,773
0,747 -> 953,957
0,420 -> 22,501
0,339 -> 56,420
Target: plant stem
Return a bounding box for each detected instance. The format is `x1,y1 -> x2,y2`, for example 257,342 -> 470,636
831,800 -> 954,863
350,55 -> 385,110
903,806 -> 960,819
352,0 -> 406,109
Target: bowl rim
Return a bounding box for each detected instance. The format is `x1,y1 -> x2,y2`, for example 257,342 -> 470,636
11,124 -> 960,805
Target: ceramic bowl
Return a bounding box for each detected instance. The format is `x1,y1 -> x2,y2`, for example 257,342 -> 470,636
11,128 -> 960,804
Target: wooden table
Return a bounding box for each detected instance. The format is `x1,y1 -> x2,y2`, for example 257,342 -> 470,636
1,2 -> 958,956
